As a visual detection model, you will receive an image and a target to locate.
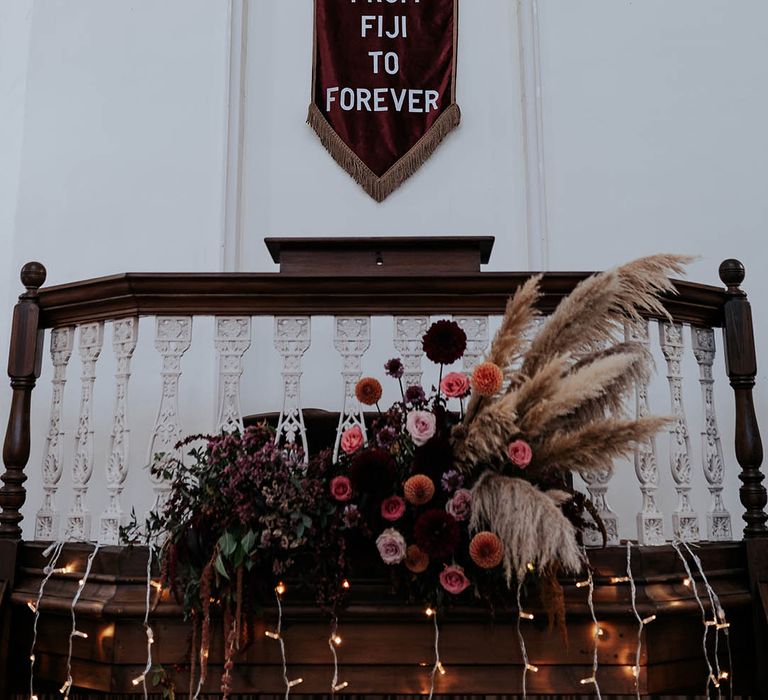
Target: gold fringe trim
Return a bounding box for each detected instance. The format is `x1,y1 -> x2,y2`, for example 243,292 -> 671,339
307,102 -> 461,202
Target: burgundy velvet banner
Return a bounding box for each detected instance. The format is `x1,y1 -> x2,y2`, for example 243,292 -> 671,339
308,0 -> 460,202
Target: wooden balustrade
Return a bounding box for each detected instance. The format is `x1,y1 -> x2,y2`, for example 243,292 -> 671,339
0,239 -> 765,546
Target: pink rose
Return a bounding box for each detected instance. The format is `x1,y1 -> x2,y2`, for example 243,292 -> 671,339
381,495 -> 406,522
446,489 -> 472,521
341,426 -> 364,455
376,528 -> 407,565
440,372 -> 470,398
507,439 -> 533,468
406,411 -> 436,446
330,476 -> 353,502
439,564 -> 470,595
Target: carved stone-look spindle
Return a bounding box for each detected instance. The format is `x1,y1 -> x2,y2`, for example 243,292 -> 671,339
659,321 -> 700,541
692,326 -> 732,541
580,466 -> 619,546
147,317 -> 192,509
64,322 -> 105,541
35,327 -> 75,540
214,317 -> 251,433
453,316 -> 489,373
719,259 -> 767,538
98,318 -> 139,545
0,262 -> 46,541
625,319 -> 665,545
333,317 -> 371,461
274,316 -> 311,456
393,316 -> 429,388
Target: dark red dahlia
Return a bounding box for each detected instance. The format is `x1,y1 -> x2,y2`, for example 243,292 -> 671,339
384,358 -> 405,379
422,320 -> 467,365
414,509 -> 460,559
405,385 -> 426,404
349,448 -> 397,496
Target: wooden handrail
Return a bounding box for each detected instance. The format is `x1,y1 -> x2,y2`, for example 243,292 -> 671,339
35,271 -> 728,328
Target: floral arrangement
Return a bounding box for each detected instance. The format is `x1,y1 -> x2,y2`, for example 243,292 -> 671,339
123,254 -> 689,694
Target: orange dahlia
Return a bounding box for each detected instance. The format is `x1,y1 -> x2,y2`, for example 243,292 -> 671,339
471,362 -> 504,396
469,531 -> 503,569
355,377 -> 383,406
405,544 -> 429,573
403,474 -> 435,505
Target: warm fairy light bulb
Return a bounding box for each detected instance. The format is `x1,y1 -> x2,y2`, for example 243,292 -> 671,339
526,562 -> 535,573
265,630 -> 281,640
287,678 -> 304,688
27,601 -> 37,613
641,614 -> 656,624
425,606 -> 435,617
77,579 -> 85,588
131,675 -> 145,686
576,580 -> 590,588
595,624 -> 604,637
631,665 -> 640,678
341,579 -> 351,589
73,630 -> 88,639
710,674 -> 721,689
525,663 -> 538,673
275,581 -> 286,596
683,577 -> 691,587
32,695 -> 38,700
60,680 -> 72,694
30,654 -> 35,662
717,622 -> 730,630
437,661 -> 447,675
150,580 -> 163,591
332,634 -> 343,646
705,619 -> 718,627
610,576 -> 630,584
55,564 -> 74,574
519,611 -> 534,620
334,681 -> 350,691
580,676 -> 596,685
719,671 -> 729,680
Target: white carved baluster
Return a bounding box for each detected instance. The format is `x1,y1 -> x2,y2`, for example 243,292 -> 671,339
215,317 -> 252,433
626,320 -> 665,545
35,327 -> 75,540
148,317 -> 192,508
580,465 -> 619,546
98,318 -> 139,544
453,316 -> 489,373
692,327 -> 731,541
660,321 -> 700,540
393,316 -> 429,388
64,323 -> 105,541
333,317 -> 371,461
274,316 -> 311,456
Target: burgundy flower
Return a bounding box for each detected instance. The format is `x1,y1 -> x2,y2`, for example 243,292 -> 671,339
384,358 -> 405,379
405,385 -> 426,404
381,495 -> 406,522
422,320 -> 467,366
414,509 -> 460,559
349,448 -> 396,496
439,564 -> 471,594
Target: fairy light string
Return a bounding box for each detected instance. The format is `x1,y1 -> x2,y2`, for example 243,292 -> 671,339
425,604 -> 444,700
681,540 -> 733,698
29,540 -> 66,700
625,541 -> 648,699
515,581 -> 534,699
264,584 -> 303,700
582,563 -> 603,698
130,545 -> 157,700
328,615 -> 348,694
62,543 -> 101,698
671,540 -> 718,698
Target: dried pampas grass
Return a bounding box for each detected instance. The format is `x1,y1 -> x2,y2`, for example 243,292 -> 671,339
470,471 -> 583,583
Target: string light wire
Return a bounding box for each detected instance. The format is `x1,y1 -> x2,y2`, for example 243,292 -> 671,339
264,586 -> 303,700
681,540 -> 732,700
515,581 -> 532,699
625,541 -> 647,699
427,605 -> 443,700
583,563 -> 603,699
328,616 -> 348,694
671,540 -> 718,698
29,540 -> 66,700
63,543 -> 101,698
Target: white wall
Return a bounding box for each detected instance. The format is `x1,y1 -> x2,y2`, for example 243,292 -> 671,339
1,0 -> 766,540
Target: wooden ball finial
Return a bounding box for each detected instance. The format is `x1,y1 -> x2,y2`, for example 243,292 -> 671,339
719,259 -> 745,290
20,261 -> 46,294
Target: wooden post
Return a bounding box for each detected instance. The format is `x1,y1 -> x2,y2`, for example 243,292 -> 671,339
719,259 -> 767,538
0,262 -> 46,541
